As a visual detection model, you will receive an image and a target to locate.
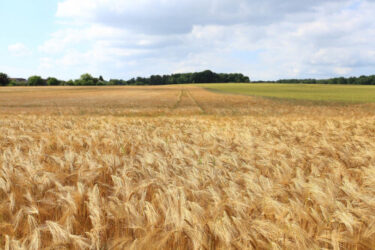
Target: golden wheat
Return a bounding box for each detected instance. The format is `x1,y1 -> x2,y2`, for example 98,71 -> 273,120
1,114 -> 375,249
1,86 -> 375,249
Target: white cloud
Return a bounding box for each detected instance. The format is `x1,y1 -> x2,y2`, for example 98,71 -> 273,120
36,0 -> 375,80
38,25 -> 126,54
8,43 -> 31,57
56,0 -> 345,35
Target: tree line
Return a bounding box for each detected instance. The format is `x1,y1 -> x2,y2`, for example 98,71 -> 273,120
2,71 -> 375,86
0,70 -> 250,86
252,75 -> 375,85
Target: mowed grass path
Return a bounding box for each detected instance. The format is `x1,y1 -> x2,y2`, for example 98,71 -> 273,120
199,83 -> 375,103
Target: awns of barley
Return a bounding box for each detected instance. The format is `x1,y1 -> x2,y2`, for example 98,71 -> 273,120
1,116 -> 375,249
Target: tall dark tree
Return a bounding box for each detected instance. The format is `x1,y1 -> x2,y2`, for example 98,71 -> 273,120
0,73 -> 10,86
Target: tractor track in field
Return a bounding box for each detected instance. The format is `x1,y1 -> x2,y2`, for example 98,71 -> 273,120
185,88 -> 205,113
172,89 -> 184,109
172,88 -> 205,114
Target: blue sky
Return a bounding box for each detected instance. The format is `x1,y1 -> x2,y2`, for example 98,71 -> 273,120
1,0 -> 375,80
0,1 -> 58,76
0,1 -> 56,44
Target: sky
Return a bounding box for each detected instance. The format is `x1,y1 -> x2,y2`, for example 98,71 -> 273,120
1,0 -> 375,81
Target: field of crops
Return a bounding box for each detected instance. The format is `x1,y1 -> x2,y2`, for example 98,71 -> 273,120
1,85 -> 375,249
200,83 -> 375,103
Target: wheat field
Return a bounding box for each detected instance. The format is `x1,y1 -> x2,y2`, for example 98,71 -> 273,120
200,83 -> 375,103
1,86 -> 375,249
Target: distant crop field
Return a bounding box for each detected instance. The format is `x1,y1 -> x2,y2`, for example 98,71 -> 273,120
200,83 -> 375,103
1,85 -> 375,249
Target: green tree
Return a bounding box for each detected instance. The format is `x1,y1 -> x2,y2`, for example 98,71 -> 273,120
150,75 -> 163,85
8,80 -> 18,86
127,78 -> 136,85
192,70 -> 216,83
81,73 -> 94,82
76,73 -> 96,85
66,80 -> 74,86
0,73 -> 10,86
47,77 -> 60,86
28,76 -> 45,86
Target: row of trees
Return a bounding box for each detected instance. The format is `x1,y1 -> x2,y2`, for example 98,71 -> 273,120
252,75 -> 375,85
0,70 -> 250,86
109,71 -> 250,85
0,73 -> 63,86
3,71 -> 375,86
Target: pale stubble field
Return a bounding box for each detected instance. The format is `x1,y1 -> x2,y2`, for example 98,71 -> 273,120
1,85 -> 375,249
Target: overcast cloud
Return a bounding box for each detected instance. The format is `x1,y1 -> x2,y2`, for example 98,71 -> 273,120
33,0 -> 375,80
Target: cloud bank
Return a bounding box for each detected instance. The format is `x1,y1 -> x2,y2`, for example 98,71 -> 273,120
36,0 -> 375,80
